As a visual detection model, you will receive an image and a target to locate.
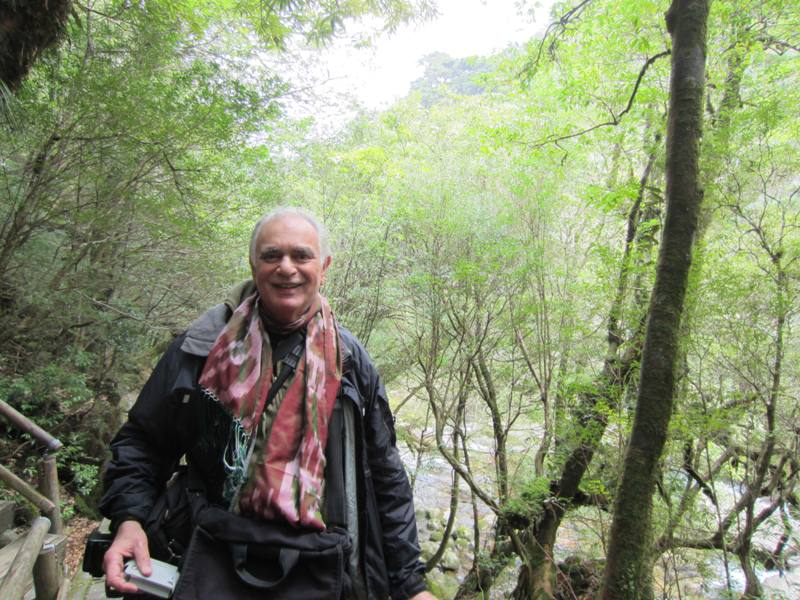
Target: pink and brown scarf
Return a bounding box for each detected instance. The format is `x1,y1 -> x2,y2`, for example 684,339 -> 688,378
198,292 -> 341,530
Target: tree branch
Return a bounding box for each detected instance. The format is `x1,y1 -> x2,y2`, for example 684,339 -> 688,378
518,0 -> 594,84
523,51 -> 670,149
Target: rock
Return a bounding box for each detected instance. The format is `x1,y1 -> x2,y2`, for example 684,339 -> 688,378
439,548 -> 460,572
425,570 -> 459,600
452,534 -> 470,553
420,541 -> 439,561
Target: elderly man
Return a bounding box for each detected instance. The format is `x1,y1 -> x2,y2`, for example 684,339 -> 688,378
100,208 -> 435,600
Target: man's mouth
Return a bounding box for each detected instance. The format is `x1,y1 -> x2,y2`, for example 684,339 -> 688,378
272,282 -> 302,289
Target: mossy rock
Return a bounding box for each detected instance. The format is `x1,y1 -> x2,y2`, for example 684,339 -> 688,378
425,570 -> 459,599
420,540 -> 439,561
439,548 -> 460,572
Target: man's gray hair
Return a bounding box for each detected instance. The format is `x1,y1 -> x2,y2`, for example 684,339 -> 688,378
249,206 -> 331,266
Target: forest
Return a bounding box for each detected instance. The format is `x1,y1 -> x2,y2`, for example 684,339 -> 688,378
0,0 -> 798,599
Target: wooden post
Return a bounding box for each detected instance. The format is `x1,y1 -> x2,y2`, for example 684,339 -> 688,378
0,516 -> 50,600
39,454 -> 63,534
33,542 -> 62,600
56,576 -> 72,600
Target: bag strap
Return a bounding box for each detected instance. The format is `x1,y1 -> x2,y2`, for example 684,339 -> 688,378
324,399 -> 347,528
230,543 -> 300,590
264,330 -> 305,409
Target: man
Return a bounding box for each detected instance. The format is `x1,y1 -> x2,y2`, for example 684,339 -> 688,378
100,208 -> 435,600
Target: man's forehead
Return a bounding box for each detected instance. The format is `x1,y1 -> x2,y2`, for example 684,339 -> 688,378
256,215 -> 320,250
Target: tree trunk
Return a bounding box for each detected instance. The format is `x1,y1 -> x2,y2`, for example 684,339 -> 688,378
454,535 -> 515,600
600,1 -> 709,599
512,514 -> 560,600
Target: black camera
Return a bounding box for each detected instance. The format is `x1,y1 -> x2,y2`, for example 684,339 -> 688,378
82,527 -> 113,578
82,527 -> 124,598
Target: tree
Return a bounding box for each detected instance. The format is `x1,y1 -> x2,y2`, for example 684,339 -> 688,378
601,1 -> 710,598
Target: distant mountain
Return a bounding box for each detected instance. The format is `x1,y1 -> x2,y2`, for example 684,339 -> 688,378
409,52 -> 496,106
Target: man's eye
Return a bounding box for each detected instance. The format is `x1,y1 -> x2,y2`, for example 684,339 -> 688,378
261,251 -> 282,262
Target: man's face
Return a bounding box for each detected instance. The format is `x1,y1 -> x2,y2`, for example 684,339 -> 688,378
251,214 -> 331,324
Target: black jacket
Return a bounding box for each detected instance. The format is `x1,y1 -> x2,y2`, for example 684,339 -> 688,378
99,304 -> 427,600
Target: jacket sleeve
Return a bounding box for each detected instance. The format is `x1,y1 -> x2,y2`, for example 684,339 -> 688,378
360,352 -> 428,599
98,335 -> 196,530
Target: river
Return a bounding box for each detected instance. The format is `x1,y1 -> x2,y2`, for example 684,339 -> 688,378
402,442 -> 799,599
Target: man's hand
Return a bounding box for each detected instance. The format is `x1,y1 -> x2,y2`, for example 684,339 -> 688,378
409,592 -> 438,600
102,520 -> 152,594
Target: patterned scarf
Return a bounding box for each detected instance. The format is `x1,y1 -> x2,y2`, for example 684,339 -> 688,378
198,291 -> 342,530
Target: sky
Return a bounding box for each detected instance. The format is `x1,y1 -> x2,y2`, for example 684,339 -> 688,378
274,0 -> 554,130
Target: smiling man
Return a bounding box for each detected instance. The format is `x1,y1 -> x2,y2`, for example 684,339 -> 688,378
99,207 -> 435,600
251,211 -> 332,325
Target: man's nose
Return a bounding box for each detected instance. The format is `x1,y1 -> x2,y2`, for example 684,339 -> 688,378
276,255 -> 296,274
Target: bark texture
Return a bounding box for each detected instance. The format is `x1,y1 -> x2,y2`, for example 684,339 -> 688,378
600,1 -> 709,598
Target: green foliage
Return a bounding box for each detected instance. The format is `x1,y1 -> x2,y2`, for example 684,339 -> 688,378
0,1 -> 798,596
0,354 -> 92,418
0,347 -> 116,512
0,0 -> 435,518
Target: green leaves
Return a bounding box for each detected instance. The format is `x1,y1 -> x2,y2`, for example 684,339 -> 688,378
0,0 -> 439,516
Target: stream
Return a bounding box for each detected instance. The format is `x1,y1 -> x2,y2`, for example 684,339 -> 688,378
402,443 -> 799,599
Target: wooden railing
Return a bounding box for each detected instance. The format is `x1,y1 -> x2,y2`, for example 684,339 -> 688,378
0,516 -> 52,599
0,399 -> 66,599
0,399 -> 63,531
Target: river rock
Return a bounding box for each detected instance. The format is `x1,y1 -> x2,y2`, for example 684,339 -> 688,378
421,540 -> 439,561
440,548 -> 460,572
425,569 -> 459,599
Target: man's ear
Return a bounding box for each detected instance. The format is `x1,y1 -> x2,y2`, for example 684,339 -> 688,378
321,255 -> 332,283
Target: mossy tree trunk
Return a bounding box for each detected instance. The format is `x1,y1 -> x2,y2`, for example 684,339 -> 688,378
600,1 -> 710,598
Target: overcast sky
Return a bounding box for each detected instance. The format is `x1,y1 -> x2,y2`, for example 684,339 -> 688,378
341,0 -> 553,108
274,0 -> 554,130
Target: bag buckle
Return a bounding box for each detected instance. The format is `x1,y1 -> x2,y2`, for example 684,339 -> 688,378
167,539 -> 184,563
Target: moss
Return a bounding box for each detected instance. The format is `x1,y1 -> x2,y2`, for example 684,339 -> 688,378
499,476 -> 552,530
